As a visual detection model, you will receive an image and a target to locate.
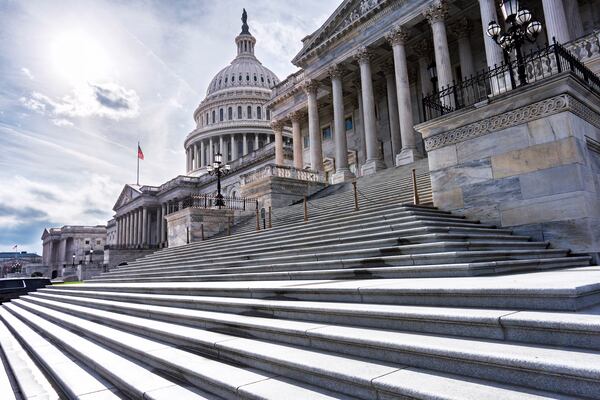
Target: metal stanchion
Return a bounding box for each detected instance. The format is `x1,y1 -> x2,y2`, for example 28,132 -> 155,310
227,216 -> 232,236
352,181 -> 359,211
268,206 -> 272,229
201,224 -> 205,241
303,196 -> 308,223
255,200 -> 260,231
412,168 -> 420,205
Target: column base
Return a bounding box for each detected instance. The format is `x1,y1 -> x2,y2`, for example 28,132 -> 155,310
331,168 -> 356,184
361,159 -> 387,176
395,148 -> 422,166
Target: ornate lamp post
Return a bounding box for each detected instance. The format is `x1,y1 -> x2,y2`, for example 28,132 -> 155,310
206,152 -> 231,208
72,253 -> 75,267
427,62 -> 438,89
89,249 -> 94,265
486,0 -> 543,87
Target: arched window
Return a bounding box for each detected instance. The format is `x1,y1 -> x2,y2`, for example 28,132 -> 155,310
253,75 -> 257,82
232,75 -> 235,82
261,76 -> 264,83
219,108 -> 224,122
247,105 -> 252,119
237,106 -> 242,119
212,110 -> 216,123
225,77 -> 228,83
266,109 -> 271,120
257,106 -> 262,120
228,107 -> 233,120
239,75 -> 242,82
246,74 -> 250,81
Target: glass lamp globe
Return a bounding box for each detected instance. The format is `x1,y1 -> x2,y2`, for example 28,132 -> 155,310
527,20 -> 542,37
207,165 -> 214,172
214,153 -> 222,163
225,164 -> 231,171
427,63 -> 437,79
486,21 -> 501,37
212,162 -> 219,169
516,8 -> 532,25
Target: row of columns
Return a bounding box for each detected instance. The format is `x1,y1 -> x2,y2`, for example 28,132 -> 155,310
186,133 -> 273,172
115,205 -> 168,248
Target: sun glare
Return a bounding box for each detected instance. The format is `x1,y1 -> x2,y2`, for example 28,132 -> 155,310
50,29 -> 112,86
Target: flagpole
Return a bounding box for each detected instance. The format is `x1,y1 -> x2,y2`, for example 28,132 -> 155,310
137,141 -> 140,186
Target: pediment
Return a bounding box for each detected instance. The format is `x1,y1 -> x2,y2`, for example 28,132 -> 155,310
113,184 -> 141,211
292,0 -> 388,65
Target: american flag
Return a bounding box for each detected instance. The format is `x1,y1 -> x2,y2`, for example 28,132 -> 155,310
12,245 -> 17,251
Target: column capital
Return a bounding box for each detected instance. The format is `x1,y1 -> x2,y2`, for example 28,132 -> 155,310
302,79 -> 320,95
412,38 -> 432,59
327,64 -> 343,80
385,25 -> 409,46
353,46 -> 372,65
423,0 -> 448,24
450,17 -> 472,39
287,110 -> 304,123
270,119 -> 284,132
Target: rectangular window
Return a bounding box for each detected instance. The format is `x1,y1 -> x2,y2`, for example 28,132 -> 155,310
85,240 -> 90,245
322,126 -> 332,141
345,117 -> 353,131
303,135 -> 309,149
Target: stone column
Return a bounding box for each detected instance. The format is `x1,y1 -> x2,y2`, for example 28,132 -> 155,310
383,64 -> 401,158
193,144 -> 198,169
413,40 -> 434,97
478,0 -> 504,70
155,207 -> 161,246
161,204 -> 167,245
565,0 -> 583,39
542,0 -> 570,44
271,120 -> 285,166
289,111 -> 304,170
425,1 -> 453,95
254,133 -> 260,151
355,47 -> 385,175
200,141 -> 205,167
452,18 -> 475,80
219,136 -> 225,159
132,209 -> 138,246
141,207 -> 148,246
353,83 -> 366,165
304,80 -> 324,172
115,218 -> 120,246
208,137 -> 214,165
329,64 -> 354,183
388,26 -> 421,166
243,133 -> 248,155
231,134 -> 238,160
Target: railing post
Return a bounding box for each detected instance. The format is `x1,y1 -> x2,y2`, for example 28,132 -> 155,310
352,181 -> 359,211
268,206 -> 272,229
204,194 -> 207,208
553,38 -> 562,74
411,168 -> 420,205
255,200 -> 260,231
227,216 -> 231,236
201,224 -> 205,241
303,196 -> 308,223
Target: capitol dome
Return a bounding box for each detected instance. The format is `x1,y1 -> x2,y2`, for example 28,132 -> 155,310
184,9 -> 287,177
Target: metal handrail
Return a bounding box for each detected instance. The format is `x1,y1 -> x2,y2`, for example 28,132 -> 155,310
181,194 -> 254,211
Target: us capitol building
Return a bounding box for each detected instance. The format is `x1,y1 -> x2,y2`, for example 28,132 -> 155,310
42,0 -> 600,271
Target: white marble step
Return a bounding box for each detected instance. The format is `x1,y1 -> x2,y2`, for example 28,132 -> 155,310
7,300 -> 357,400
2,303 -> 215,400
17,296 -> 599,399
90,256 -> 592,283
0,315 -> 59,400
33,288 -> 600,350
0,308 -> 122,400
10,301 -> 588,399
125,205 -> 458,267
71,267 -> 600,311
98,248 -> 573,283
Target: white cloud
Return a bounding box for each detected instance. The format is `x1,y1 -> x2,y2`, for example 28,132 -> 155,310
20,82 -> 140,121
21,67 -> 35,80
51,118 -> 74,127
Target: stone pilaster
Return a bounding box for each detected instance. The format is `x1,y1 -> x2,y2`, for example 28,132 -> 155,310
243,133 -> 248,155
354,47 -> 385,175
303,79 -> 324,172
451,17 -> 475,79
141,207 -> 148,246
382,63 -> 401,157
413,39 -> 434,96
200,141 -> 205,167
231,134 -> 238,160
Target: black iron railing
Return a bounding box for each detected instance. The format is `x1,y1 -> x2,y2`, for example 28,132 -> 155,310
181,194 -> 253,211
422,41 -> 600,121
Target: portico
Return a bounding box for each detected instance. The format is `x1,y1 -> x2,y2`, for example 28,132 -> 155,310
268,0 -> 590,182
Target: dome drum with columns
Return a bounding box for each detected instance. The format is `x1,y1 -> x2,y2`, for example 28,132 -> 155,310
184,9 -> 290,176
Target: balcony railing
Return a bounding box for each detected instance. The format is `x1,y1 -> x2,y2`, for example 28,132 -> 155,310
241,164 -> 326,185
422,41 -> 600,121
181,194 -> 254,211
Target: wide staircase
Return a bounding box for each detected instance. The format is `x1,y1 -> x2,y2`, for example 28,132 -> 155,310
2,162 -> 600,400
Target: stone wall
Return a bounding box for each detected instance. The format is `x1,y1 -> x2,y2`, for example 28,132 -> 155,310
165,207 -> 239,247
240,176 -> 327,209
417,74 -> 600,261
104,248 -> 157,269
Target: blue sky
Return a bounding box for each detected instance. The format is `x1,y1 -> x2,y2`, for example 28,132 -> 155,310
0,0 -> 339,254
